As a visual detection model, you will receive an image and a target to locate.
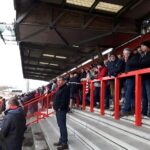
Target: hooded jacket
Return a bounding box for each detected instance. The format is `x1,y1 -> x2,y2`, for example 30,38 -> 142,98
0,107 -> 26,150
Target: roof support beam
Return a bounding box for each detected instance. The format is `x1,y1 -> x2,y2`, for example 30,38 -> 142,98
20,42 -> 79,56
23,64 -> 66,72
74,31 -> 112,46
24,69 -> 59,75
23,56 -> 72,65
116,0 -> 139,19
54,28 -> 69,46
113,0 -> 140,35
16,5 -> 35,24
25,75 -> 51,81
89,0 -> 101,13
50,12 -> 65,28
21,27 -> 48,41
82,16 -> 96,29
64,5 -> 113,18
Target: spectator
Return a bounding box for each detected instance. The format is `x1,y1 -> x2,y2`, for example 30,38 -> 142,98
53,77 -> 70,150
79,68 -> 87,80
140,41 -> 150,118
0,96 -> 26,150
0,97 -> 5,113
120,48 -> 140,117
51,79 -> 57,92
93,62 -> 107,107
104,59 -> 109,67
107,53 -> 125,110
117,54 -> 123,60
69,72 -> 79,112
78,68 -> 87,104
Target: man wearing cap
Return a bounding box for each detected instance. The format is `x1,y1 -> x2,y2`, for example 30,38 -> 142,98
140,41 -> 150,118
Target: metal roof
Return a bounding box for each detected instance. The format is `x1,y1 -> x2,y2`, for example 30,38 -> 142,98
14,0 -> 150,81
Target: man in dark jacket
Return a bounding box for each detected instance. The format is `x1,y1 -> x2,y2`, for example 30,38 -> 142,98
0,96 -> 26,150
120,48 -> 140,117
107,53 -> 125,77
107,53 -> 125,110
53,77 -> 70,150
140,41 -> 150,118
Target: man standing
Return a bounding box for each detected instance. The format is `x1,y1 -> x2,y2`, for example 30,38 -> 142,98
0,96 -> 26,150
53,77 -> 70,150
120,48 -> 140,117
140,41 -> 150,118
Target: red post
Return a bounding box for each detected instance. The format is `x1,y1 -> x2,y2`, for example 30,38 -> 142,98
135,74 -> 142,126
114,78 -> 120,120
36,112 -> 39,123
100,80 -> 105,115
90,81 -> 94,112
82,82 -> 86,110
46,94 -> 49,116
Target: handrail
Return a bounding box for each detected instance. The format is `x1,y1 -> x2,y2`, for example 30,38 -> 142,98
81,67 -> 150,127
25,92 -> 55,126
24,68 -> 150,127
23,94 -> 44,105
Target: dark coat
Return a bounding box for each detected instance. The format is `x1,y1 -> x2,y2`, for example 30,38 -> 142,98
53,83 -> 70,111
125,53 -> 141,72
140,51 -> 150,68
0,107 -> 26,150
107,59 -> 125,77
69,76 -> 79,98
140,51 -> 150,79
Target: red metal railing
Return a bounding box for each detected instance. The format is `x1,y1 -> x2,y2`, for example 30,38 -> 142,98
23,67 -> 150,127
81,68 -> 150,127
24,93 -> 54,126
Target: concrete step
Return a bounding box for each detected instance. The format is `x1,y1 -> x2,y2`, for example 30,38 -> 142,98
67,118 -> 124,150
39,116 -> 91,150
68,112 -> 150,150
39,118 -> 57,150
22,127 -> 35,150
46,117 -> 92,150
73,109 -> 150,140
31,123 -> 49,150
86,107 -> 150,128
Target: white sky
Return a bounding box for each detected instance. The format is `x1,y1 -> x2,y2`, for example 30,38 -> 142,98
0,0 -> 48,92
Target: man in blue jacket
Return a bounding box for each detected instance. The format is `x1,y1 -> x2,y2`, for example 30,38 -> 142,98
0,96 -> 26,150
53,77 -> 70,150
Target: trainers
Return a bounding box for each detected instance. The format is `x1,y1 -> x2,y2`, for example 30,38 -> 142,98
120,111 -> 130,117
53,142 -> 62,146
130,110 -> 135,115
109,107 -> 114,111
57,144 -> 68,150
142,115 -> 149,119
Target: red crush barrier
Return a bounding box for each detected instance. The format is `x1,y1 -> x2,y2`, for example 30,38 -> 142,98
24,93 -> 54,126
90,81 -> 94,112
81,68 -> 150,127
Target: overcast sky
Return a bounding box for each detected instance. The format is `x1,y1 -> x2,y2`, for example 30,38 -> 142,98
0,0 -> 48,92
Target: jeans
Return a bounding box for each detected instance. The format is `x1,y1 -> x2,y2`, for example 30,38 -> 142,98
142,78 -> 150,116
105,85 -> 110,108
79,89 -> 82,104
94,87 -> 100,105
123,78 -> 135,112
56,110 -> 68,144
